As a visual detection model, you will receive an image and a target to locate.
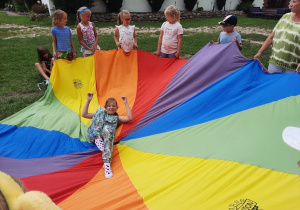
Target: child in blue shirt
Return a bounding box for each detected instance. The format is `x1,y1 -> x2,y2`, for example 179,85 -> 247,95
51,9 -> 77,61
211,15 -> 242,51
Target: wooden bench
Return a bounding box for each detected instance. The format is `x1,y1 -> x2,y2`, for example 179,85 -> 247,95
248,7 -> 265,18
274,8 -> 291,19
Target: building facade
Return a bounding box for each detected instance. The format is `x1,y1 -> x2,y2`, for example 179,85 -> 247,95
42,0 -> 275,16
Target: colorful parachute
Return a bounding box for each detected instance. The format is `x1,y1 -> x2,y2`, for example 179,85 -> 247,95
1,42 -> 300,209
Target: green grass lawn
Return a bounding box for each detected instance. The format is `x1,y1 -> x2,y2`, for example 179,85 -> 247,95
0,12 -> 276,121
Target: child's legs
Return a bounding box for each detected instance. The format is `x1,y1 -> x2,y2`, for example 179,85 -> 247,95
95,138 -> 104,152
102,132 -> 114,163
35,63 -> 49,80
160,52 -> 176,58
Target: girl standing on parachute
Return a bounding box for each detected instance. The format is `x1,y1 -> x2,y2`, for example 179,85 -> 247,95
114,10 -> 138,53
82,93 -> 133,179
76,6 -> 100,57
156,5 -> 183,58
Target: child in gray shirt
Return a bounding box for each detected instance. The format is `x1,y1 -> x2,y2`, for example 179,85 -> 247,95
211,15 -> 242,51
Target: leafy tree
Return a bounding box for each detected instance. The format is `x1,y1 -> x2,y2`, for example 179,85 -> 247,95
104,0 -> 123,13
236,1 -> 254,13
147,0 -> 164,12
184,0 -> 197,11
52,0 -> 95,14
12,0 -> 28,12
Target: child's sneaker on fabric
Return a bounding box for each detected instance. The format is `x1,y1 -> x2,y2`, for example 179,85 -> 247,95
103,163 -> 113,179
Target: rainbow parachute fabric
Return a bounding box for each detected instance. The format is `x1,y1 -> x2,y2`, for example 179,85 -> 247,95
1,42 -> 300,209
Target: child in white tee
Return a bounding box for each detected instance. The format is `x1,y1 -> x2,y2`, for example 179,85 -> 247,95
156,5 -> 183,58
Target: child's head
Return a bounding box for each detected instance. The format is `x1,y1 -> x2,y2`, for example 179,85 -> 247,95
164,5 -> 180,23
37,46 -> 52,63
76,6 -> 92,26
105,98 -> 118,115
218,15 -> 237,33
52,9 -> 67,26
117,10 -> 131,26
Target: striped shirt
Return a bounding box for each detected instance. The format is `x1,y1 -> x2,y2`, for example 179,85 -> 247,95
270,13 -> 300,70
51,26 -> 72,51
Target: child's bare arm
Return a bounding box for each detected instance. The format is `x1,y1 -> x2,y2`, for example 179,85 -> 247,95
70,39 -> 77,58
236,39 -> 242,51
156,30 -> 163,56
114,28 -> 121,48
175,34 -> 182,58
42,61 -> 51,74
52,34 -> 57,58
82,92 -> 95,119
92,23 -> 99,50
118,96 -> 133,124
133,28 -> 138,48
210,40 -> 220,44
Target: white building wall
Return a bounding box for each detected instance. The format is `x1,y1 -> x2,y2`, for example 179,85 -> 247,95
160,0 -> 185,11
90,0 -> 106,13
120,0 -> 152,12
253,0 -> 264,8
42,0 -> 264,15
41,0 -> 55,15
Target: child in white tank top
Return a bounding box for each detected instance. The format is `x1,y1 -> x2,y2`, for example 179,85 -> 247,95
76,7 -> 100,57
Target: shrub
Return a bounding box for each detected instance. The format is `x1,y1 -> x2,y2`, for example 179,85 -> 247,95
216,0 -> 226,10
12,0 -> 29,12
104,0 -> 123,13
196,7 -> 203,11
184,0 -> 197,11
147,0 -> 164,13
30,13 -> 49,21
24,0 -> 37,10
32,3 -> 48,14
236,1 -> 253,13
52,0 -> 95,14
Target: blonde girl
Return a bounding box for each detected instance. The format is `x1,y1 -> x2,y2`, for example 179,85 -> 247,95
156,5 -> 183,58
76,6 -> 100,57
51,9 -> 77,61
114,10 -> 137,53
82,93 -> 133,179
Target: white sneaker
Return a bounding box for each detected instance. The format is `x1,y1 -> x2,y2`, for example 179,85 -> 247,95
37,79 -> 49,91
